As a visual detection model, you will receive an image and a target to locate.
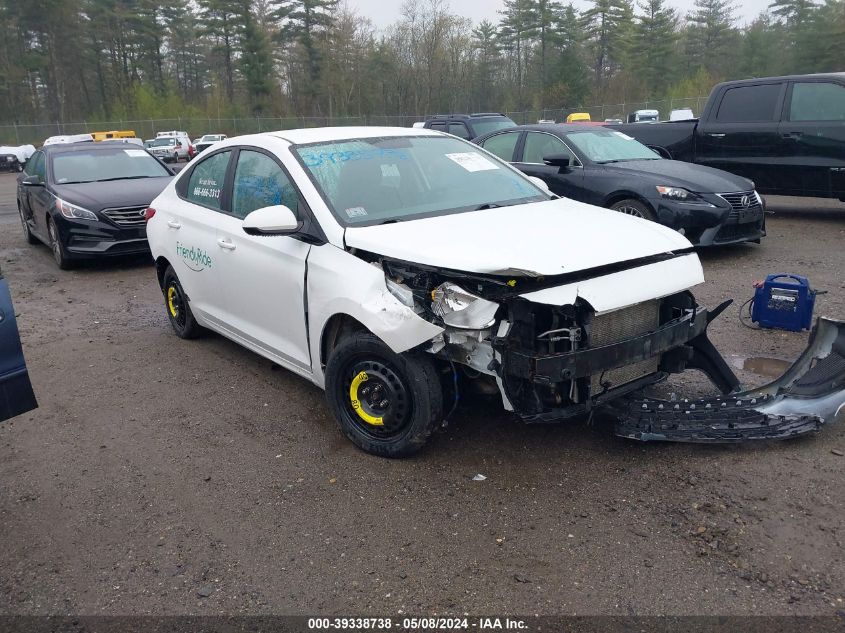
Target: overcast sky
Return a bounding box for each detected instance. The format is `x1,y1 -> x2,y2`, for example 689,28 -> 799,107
346,0 -> 771,29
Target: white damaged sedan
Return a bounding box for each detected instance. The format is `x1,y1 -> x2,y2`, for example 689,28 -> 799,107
145,127 -> 840,456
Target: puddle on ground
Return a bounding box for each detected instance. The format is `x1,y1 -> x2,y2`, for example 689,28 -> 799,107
730,355 -> 792,378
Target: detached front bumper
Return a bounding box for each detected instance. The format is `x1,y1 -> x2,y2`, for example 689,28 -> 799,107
615,317 -> 845,442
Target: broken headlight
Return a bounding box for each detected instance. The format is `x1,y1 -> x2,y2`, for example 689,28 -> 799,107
431,282 -> 498,330
385,277 -> 416,309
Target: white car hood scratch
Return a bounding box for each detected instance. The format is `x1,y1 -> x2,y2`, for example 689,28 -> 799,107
344,198 -> 693,277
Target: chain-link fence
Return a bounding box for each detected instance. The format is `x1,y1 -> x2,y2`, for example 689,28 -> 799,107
0,98 -> 708,145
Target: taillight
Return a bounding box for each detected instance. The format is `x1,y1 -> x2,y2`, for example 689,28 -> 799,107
143,207 -> 156,221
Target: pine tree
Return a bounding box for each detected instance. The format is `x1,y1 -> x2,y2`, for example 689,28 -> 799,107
472,20 -> 500,110
197,0 -> 243,102
238,0 -> 274,114
271,0 -> 338,115
683,0 -> 737,74
581,0 -> 634,92
630,0 -> 677,96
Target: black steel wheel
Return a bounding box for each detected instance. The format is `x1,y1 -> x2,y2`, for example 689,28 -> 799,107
325,332 -> 443,457
162,266 -> 202,339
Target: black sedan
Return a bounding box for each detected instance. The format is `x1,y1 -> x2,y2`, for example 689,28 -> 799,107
17,142 -> 173,269
473,124 -> 766,246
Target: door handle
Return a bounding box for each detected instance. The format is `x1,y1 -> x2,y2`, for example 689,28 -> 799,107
217,238 -> 236,251
781,131 -> 803,139
167,220 -> 181,229
706,133 -> 726,138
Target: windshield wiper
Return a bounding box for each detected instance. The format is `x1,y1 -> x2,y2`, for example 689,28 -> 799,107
597,158 -> 660,164
474,203 -> 505,211
95,175 -> 155,182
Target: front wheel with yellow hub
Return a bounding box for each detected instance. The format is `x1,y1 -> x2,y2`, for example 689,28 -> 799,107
162,265 -> 202,339
325,332 -> 443,457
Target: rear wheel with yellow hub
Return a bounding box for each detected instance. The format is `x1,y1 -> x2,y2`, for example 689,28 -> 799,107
162,265 -> 202,339
325,332 -> 443,457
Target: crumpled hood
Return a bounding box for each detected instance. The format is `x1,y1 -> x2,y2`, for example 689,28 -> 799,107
609,159 -> 753,193
344,198 -> 694,277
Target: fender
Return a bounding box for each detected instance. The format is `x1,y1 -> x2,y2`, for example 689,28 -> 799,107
306,244 -> 444,388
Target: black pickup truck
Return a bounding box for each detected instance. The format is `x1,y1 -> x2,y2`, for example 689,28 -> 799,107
609,73 -> 845,201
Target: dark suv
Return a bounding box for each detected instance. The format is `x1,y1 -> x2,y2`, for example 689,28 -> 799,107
422,113 -> 516,140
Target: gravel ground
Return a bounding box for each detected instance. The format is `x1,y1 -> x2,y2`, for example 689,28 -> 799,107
0,172 -> 843,616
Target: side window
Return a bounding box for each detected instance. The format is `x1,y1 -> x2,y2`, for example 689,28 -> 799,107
481,132 -> 520,162
522,133 -> 575,165
715,83 -> 782,123
28,152 -> 45,180
448,123 -> 471,139
231,150 -> 299,220
789,82 -> 845,122
186,151 -> 231,210
429,123 -> 447,132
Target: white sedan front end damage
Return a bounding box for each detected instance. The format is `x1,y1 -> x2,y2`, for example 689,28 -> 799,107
148,126 -> 842,456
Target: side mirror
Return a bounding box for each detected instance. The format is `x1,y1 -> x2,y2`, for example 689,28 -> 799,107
543,154 -> 571,169
21,175 -> 43,186
243,205 -> 301,236
526,176 -> 551,194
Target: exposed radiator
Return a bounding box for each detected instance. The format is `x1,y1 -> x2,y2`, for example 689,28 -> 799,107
589,299 -> 661,394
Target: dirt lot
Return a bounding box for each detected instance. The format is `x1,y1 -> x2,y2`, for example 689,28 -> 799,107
0,171 -> 844,616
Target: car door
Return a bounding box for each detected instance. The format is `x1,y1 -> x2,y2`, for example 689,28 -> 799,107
477,130 -> 523,162
213,147 -> 312,371
515,132 -> 587,201
779,79 -> 845,199
167,149 -> 233,325
696,81 -> 787,193
20,151 -> 52,239
0,264 -> 37,422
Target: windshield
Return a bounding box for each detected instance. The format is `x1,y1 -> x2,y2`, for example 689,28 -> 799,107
51,148 -> 171,184
471,118 -> 516,137
295,135 -> 548,226
150,138 -> 177,147
565,130 -> 660,163
201,135 -> 223,142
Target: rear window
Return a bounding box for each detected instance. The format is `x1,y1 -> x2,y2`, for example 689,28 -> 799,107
789,82 -> 845,121
470,118 -> 517,137
716,84 -> 782,122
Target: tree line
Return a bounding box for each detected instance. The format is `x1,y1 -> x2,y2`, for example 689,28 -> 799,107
0,0 -> 843,127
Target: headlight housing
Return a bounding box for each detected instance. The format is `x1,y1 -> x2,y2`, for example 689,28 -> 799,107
430,282 -> 498,330
57,199 -> 98,221
655,186 -> 713,206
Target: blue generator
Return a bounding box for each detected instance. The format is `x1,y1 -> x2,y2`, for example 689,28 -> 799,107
751,274 -> 817,332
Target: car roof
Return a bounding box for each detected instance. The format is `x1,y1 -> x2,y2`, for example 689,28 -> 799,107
479,123 -> 611,137
714,72 -> 845,88
265,126 -> 442,144
41,142 -> 146,154
426,113 -> 509,121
